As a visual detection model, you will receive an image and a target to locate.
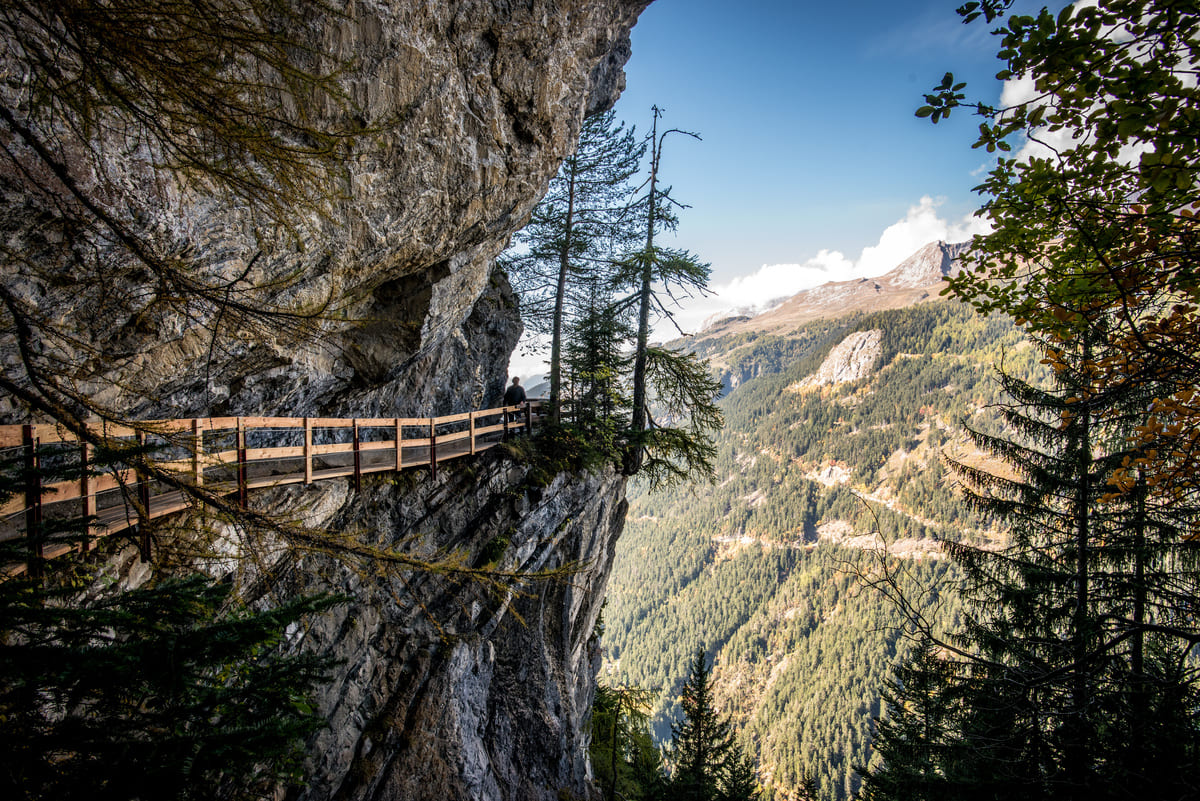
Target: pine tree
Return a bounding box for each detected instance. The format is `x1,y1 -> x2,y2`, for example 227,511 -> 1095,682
504,109 -> 644,424
668,647 -> 757,801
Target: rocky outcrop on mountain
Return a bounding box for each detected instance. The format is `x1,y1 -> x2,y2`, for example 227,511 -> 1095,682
790,329 -> 882,390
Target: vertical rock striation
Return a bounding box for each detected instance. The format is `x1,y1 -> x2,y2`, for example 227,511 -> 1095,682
262,458 -> 628,801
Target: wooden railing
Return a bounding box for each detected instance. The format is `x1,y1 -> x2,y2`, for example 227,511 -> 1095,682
0,400 -> 544,575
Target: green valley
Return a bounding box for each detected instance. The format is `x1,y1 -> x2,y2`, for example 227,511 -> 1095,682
603,273 -> 1046,800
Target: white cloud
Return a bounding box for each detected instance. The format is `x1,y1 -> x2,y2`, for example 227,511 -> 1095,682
671,196 -> 990,334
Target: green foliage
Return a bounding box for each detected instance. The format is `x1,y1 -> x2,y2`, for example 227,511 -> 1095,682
667,648 -> 758,801
925,0 -> 1200,506
618,106 -> 717,480
636,346 -> 724,489
0,574 -> 339,800
863,322 -> 1200,800
591,683 -> 663,801
504,109 -> 645,421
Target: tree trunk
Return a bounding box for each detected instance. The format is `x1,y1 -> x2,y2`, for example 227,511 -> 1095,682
549,161 -> 576,426
627,110 -> 659,474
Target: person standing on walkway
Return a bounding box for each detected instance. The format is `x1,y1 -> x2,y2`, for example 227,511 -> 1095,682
504,376 -> 526,408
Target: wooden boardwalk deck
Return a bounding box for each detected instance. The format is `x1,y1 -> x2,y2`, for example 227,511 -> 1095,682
0,401 -> 544,575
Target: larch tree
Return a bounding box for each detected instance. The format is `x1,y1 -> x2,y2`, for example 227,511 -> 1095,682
504,108 -> 644,424
614,106 -> 721,484
920,0 -> 1200,518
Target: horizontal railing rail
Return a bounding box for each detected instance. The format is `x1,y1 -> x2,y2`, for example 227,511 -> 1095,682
0,400 -> 545,576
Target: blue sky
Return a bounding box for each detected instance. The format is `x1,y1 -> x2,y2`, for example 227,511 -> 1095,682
511,0 -> 1065,376
609,0 -> 1067,327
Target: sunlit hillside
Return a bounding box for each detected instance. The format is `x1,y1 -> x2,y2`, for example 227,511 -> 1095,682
603,252 -> 1048,800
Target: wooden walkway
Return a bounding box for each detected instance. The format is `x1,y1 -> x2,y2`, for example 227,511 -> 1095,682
0,401 -> 544,575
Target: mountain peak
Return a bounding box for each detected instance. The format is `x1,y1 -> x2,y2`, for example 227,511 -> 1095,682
878,240 -> 970,289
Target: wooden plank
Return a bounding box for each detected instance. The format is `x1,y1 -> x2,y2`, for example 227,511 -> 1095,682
0,496 -> 25,517
304,417 -> 313,484
204,416 -> 241,429
232,416 -> 306,428
433,411 -> 472,424
311,443 -> 354,456
474,423 -> 506,436
354,417 -> 402,427
437,430 -> 471,445
0,426 -> 24,448
308,417 -> 355,427
87,469 -> 140,495
245,473 -> 307,491
207,449 -> 240,466
245,446 -> 306,461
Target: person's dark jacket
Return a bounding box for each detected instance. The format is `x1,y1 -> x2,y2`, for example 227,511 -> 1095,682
503,383 -> 526,406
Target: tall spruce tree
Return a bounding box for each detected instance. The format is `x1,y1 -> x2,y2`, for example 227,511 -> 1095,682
563,282 -> 633,445
668,647 -> 758,801
504,109 -> 644,424
862,320 -> 1200,801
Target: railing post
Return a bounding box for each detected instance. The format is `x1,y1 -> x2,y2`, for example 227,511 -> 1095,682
503,408 -> 510,441
394,418 -> 403,470
23,425 -> 42,577
136,430 -> 152,561
525,402 -> 532,435
304,417 -> 313,484
352,419 -> 362,493
80,439 -> 95,552
469,411 -> 476,455
192,418 -> 203,487
236,417 -> 248,508
429,419 -> 438,480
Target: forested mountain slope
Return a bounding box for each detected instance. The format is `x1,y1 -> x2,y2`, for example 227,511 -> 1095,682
603,270 -> 1046,800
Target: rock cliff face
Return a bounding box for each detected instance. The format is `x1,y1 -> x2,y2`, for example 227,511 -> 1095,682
791,330 -> 883,390
2,1 -> 651,798
1,0 -> 652,421
271,458 -> 629,801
